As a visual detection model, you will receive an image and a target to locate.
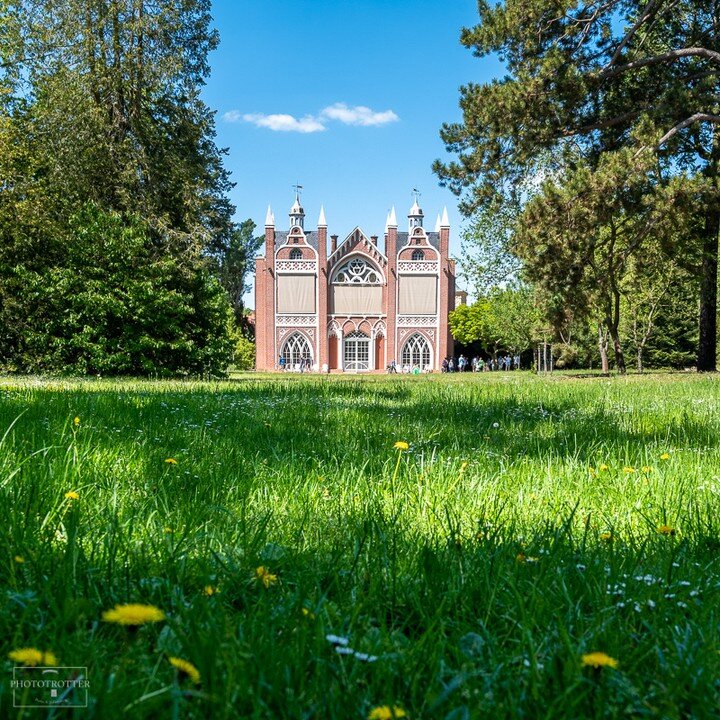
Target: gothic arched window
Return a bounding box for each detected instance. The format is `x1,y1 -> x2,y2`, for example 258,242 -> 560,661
332,257 -> 382,284
411,249 -> 425,261
402,333 -> 431,369
281,333 -> 312,367
289,248 -> 302,260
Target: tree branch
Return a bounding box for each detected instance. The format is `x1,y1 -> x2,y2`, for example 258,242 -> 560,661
598,47 -> 720,81
657,113 -> 720,146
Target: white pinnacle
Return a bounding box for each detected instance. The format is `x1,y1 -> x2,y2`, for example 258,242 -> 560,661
440,206 -> 450,227
265,204 -> 274,226
318,205 -> 327,227
387,206 -> 397,228
434,214 -> 441,232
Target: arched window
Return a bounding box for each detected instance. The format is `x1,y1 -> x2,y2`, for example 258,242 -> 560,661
332,257 -> 382,284
289,248 -> 302,260
402,333 -> 431,369
344,331 -> 370,371
411,249 -> 425,261
281,333 -> 312,367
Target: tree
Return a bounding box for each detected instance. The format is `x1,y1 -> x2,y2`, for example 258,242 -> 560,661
0,0 -> 238,376
513,149 -> 700,373
217,219 -> 263,329
435,0 -> 720,370
8,205 -> 232,376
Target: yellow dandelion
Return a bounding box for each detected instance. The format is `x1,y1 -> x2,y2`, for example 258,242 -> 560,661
8,648 -> 57,667
581,651 -> 618,669
588,466 -> 596,475
657,525 -> 676,536
102,603 -> 165,626
623,466 -> 635,474
600,532 -> 613,542
73,416 -> 80,426
203,585 -> 219,596
302,607 -> 316,619
168,656 -> 201,684
164,527 -> 174,534
642,466 -> 652,473
394,441 -> 409,451
660,453 -> 670,461
599,464 -> 609,471
460,461 -> 468,472
255,566 -> 277,588
164,458 -> 178,465
64,491 -> 79,501
14,555 -> 25,563
368,706 -> 407,720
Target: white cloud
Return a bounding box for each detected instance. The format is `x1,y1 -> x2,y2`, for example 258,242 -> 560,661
223,104 -> 399,132
238,113 -> 326,133
222,110 -> 243,122
320,103 -> 399,127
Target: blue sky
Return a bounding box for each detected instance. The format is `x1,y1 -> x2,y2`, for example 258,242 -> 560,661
202,0 -> 502,299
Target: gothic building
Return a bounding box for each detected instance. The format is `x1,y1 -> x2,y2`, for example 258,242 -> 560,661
254,195 -> 455,371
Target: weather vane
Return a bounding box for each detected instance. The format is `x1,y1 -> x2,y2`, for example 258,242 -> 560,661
292,182 -> 303,197
411,188 -> 421,203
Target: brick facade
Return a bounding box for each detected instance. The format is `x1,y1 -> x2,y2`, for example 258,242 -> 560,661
254,199 -> 455,372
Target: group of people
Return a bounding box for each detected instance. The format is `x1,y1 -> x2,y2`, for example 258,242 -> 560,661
386,361 -> 429,375
279,356 -> 313,372
441,354 -> 521,372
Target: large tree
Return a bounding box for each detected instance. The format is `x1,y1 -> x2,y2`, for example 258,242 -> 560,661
0,0 -> 238,375
435,0 -> 720,370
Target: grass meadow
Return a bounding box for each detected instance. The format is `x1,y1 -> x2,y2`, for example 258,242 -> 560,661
1,372 -> 719,719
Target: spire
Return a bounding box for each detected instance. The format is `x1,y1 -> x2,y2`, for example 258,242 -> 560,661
387,206 -> 397,228
318,205 -> 327,227
440,206 -> 450,228
434,214 -> 441,232
289,192 -> 305,229
265,205 -> 274,227
408,195 -> 424,230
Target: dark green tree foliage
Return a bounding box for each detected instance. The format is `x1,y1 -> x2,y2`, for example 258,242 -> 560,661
217,219 -> 263,329
14,205 -> 232,375
0,0 -> 236,375
435,0 -> 720,370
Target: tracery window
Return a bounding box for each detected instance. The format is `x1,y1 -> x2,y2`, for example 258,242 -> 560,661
281,333 -> 312,367
333,257 -> 381,284
401,333 -> 431,369
411,249 -> 425,261
289,248 -> 302,260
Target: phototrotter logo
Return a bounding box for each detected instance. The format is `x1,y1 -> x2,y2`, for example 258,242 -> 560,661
11,666 -> 89,708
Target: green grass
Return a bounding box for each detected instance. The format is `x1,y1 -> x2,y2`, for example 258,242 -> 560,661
1,372 -> 719,719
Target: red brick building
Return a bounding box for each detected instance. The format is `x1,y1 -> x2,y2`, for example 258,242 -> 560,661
254,195 -> 455,372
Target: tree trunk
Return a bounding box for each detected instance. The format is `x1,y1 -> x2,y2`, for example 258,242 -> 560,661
608,323 -> 626,374
637,345 -> 643,374
697,207 -> 719,372
598,324 -> 609,374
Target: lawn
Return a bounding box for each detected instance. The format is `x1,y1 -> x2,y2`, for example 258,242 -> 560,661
1,372 -> 719,719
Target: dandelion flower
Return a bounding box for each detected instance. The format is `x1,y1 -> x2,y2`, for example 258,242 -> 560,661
368,706 -> 407,720
600,532 -> 613,542
14,555 -> 24,563
255,566 -> 277,588
460,461 -> 468,472
168,656 -> 201,684
642,466 -> 652,473
581,652 -> 618,669
393,441 -> 409,451
660,452 -> 670,460
164,527 -> 174,534
164,458 -> 178,465
64,491 -> 79,501
302,608 -> 315,619
9,648 -> 57,667
102,603 -> 165,626
657,525 -> 676,536
623,466 -> 635,474
599,464 -> 609,471
73,417 -> 80,426
203,585 -> 219,596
